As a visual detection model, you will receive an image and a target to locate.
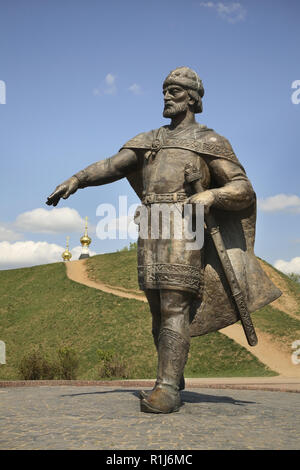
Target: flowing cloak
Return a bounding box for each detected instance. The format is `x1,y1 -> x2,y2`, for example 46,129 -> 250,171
121,124 -> 281,337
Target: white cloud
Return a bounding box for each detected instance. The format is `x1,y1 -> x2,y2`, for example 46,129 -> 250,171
129,83 -> 142,95
274,257 -> 300,275
14,207 -> 88,234
0,224 -> 22,242
200,2 -> 246,23
200,1 -> 215,7
105,73 -> 116,86
0,241 -> 97,270
0,241 -> 65,269
104,73 -> 117,95
94,73 -> 117,96
257,194 -> 300,213
94,75 -> 142,97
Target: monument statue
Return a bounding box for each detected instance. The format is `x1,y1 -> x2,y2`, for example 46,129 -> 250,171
46,67 -> 281,414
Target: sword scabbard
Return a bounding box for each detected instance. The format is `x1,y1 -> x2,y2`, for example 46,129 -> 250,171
187,177 -> 258,346
206,213 -> 258,347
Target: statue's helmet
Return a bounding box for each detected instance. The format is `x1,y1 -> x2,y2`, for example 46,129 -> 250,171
163,66 -> 204,113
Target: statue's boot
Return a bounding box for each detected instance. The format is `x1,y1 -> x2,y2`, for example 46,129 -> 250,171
140,328 -> 189,414
139,375 -> 185,399
140,384 -> 181,414
139,328 -> 185,399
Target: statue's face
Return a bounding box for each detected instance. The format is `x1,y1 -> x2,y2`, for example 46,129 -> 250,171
163,84 -> 190,118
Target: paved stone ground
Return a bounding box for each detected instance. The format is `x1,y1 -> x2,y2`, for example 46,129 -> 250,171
0,386 -> 299,450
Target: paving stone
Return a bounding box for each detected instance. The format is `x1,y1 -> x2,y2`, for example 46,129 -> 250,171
0,386 -> 299,450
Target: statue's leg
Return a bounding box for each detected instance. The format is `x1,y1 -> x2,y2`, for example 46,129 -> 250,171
138,289 -> 160,399
139,289 -> 185,399
140,289 -> 192,414
145,289 -> 161,351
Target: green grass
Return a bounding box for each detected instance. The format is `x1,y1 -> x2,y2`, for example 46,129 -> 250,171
86,250 -> 140,291
0,261 -> 275,380
187,331 -> 275,377
252,305 -> 300,352
88,251 -> 300,353
259,258 -> 300,317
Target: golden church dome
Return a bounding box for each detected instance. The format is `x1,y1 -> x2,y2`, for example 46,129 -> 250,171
62,236 -> 72,261
79,216 -> 92,259
80,233 -> 92,247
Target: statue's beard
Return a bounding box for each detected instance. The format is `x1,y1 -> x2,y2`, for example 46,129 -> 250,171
163,101 -> 188,118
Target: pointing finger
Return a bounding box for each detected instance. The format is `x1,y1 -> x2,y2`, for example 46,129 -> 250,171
46,195 -> 60,206
47,189 -> 62,201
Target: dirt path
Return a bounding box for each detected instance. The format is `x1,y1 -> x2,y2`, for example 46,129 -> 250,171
220,323 -> 300,378
65,259 -> 300,378
221,261 -> 300,377
66,260 -> 147,303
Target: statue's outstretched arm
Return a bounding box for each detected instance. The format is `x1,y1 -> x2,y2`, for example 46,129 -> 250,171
46,148 -> 139,207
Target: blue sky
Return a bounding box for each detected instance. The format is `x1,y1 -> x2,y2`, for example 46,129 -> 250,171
0,0 -> 299,272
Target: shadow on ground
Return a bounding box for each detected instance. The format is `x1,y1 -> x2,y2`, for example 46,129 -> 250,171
60,388 -> 255,406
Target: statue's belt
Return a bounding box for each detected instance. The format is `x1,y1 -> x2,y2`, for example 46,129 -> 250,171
142,192 -> 188,205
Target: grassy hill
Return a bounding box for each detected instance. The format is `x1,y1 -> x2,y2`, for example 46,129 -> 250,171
0,253 -> 288,380
86,249 -> 140,292
86,253 -> 300,354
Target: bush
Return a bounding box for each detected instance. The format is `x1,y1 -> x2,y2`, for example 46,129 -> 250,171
56,347 -> 79,380
97,348 -> 130,379
19,347 -> 57,380
18,346 -> 79,380
118,242 -> 137,252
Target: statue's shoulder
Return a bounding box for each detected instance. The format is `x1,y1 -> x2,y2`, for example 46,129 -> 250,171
191,124 -> 241,162
121,129 -> 156,150
194,125 -> 233,150
121,124 -> 237,162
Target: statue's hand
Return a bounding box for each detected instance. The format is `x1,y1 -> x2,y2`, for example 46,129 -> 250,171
187,190 -> 215,214
46,176 -> 79,207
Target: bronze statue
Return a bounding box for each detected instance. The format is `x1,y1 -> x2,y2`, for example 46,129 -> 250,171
46,67 -> 281,414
